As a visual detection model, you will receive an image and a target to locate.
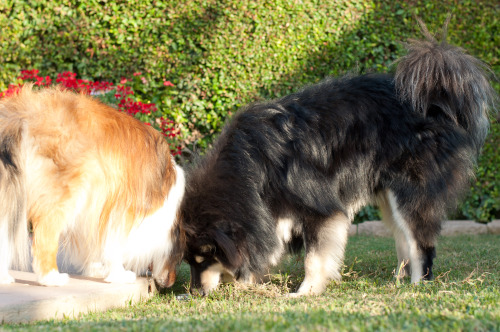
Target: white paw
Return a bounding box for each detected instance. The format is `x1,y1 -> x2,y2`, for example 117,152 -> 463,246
286,292 -> 305,298
85,262 -> 107,278
104,270 -> 136,284
293,282 -> 326,296
38,270 -> 69,286
0,273 -> 15,284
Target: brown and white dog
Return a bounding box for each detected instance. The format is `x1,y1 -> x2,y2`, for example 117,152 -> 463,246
0,86 -> 184,287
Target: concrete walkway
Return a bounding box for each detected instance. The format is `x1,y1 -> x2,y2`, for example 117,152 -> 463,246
1,220 -> 498,324
0,270 -> 152,324
349,219 -> 500,237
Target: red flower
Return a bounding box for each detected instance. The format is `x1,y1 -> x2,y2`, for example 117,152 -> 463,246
0,84 -> 22,98
2,69 -> 182,157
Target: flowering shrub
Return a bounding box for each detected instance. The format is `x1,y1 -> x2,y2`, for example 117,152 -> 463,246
56,71 -> 115,94
0,70 -> 182,156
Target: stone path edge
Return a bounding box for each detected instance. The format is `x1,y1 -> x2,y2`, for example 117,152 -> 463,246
349,219 -> 500,237
0,270 -> 152,324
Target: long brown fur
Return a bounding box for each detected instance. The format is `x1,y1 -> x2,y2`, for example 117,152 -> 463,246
0,86 -> 184,286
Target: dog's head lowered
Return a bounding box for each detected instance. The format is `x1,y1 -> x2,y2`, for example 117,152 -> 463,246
179,149 -> 257,295
184,224 -> 246,296
152,216 -> 186,291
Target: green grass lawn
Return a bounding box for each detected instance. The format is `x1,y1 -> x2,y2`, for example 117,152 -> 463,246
3,234 -> 499,331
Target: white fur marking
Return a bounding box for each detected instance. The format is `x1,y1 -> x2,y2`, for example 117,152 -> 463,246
195,256 -> 205,263
276,218 -> 294,243
85,262 -> 107,278
294,214 -> 350,296
104,265 -> 137,284
378,193 -> 410,278
387,191 -> 423,283
295,250 -> 326,296
38,270 -> 69,286
393,231 -> 410,278
0,274 -> 15,284
346,198 -> 368,221
269,218 -> 295,266
101,164 -> 185,279
200,263 -> 224,293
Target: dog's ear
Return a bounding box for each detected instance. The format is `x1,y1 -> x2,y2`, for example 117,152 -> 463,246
212,229 -> 243,269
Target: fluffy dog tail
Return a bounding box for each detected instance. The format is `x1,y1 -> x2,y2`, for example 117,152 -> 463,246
395,16 -> 496,152
0,112 -> 30,272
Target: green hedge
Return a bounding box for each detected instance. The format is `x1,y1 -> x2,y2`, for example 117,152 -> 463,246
1,0 -> 498,221
460,118 -> 500,222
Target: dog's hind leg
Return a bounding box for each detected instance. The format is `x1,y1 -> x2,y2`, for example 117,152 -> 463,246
291,212 -> 350,296
29,178 -> 87,286
31,211 -> 70,286
385,190 -> 439,283
101,234 -> 136,284
378,193 -> 411,279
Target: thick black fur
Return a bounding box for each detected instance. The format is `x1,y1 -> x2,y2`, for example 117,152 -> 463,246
179,21 -> 496,295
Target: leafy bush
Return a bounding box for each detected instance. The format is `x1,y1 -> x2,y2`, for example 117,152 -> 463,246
0,0 -> 498,221
460,117 -> 500,222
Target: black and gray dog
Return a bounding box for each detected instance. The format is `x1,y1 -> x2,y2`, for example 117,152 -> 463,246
176,20 -> 496,296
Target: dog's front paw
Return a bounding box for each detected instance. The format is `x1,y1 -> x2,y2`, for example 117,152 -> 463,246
85,262 -> 107,278
38,270 -> 69,286
0,273 -> 15,284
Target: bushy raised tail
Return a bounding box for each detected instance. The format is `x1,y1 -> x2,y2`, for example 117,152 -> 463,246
395,16 -> 496,152
0,113 -> 30,276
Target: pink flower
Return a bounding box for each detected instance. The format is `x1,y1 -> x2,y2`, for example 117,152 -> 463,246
163,80 -> 174,87
120,78 -> 128,84
133,72 -> 142,76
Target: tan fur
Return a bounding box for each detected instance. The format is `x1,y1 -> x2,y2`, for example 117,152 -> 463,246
0,86 -> 182,285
